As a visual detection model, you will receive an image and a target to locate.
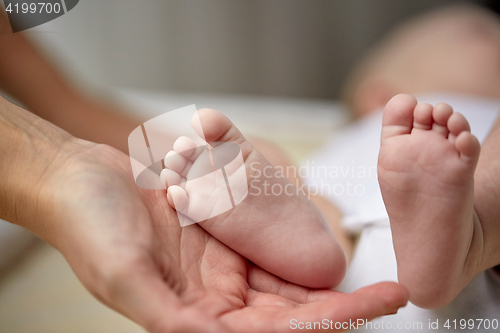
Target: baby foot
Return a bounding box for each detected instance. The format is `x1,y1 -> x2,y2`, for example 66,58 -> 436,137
162,138 -> 246,224
162,109 -> 346,289
378,94 -> 482,308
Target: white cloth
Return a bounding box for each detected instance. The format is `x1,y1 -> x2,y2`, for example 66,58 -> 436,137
304,94 -> 500,332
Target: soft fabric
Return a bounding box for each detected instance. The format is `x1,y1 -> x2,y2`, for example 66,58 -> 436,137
304,93 -> 500,332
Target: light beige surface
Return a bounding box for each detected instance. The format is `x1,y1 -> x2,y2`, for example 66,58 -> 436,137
0,92 -> 348,332
0,240 -> 144,333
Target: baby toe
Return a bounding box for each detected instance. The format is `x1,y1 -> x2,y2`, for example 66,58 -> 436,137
164,150 -> 188,173
413,103 -> 433,131
448,112 -> 471,135
432,103 -> 453,137
167,185 -> 189,212
173,136 -> 198,158
455,132 -> 480,164
448,112 -> 471,144
161,168 -> 183,187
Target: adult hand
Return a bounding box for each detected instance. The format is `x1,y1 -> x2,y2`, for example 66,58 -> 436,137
38,142 -> 407,332
1,99 -> 407,332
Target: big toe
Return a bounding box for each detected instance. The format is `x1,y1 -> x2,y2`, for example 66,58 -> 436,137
381,94 -> 418,141
193,109 -> 246,145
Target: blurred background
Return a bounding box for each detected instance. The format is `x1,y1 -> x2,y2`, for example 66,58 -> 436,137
1,0 -> 500,332
22,0 -> 499,100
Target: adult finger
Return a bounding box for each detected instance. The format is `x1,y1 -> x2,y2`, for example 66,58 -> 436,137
221,282 -> 408,332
